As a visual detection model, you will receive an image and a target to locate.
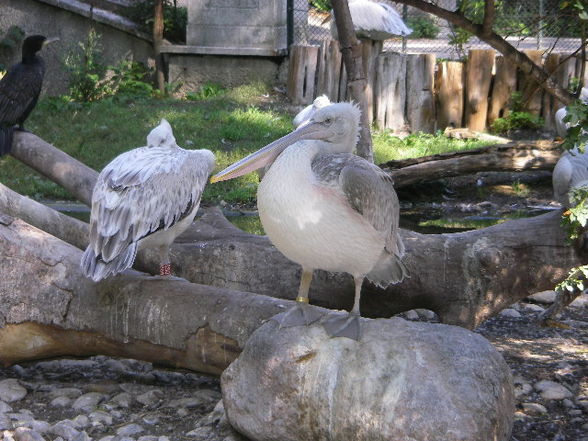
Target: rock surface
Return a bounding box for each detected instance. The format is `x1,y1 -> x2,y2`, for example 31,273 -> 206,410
222,316 -> 515,441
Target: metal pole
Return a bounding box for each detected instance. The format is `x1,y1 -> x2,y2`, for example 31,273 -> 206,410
287,0 -> 294,51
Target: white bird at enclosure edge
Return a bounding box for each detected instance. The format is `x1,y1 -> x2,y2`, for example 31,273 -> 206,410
555,87 -> 588,138
81,119 -> 215,282
552,145 -> 588,207
292,95 -> 331,128
210,102 -> 408,340
328,0 -> 412,41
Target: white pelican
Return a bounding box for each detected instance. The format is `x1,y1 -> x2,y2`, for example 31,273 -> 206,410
328,0 -> 412,41
81,119 -> 215,281
552,145 -> 588,207
292,95 -> 331,128
555,87 -> 588,138
211,102 -> 408,339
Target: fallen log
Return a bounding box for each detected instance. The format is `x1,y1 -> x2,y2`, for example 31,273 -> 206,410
0,216 -> 299,374
382,140 -> 561,187
11,131 -> 97,206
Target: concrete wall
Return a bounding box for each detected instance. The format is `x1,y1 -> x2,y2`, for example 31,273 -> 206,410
167,54 -> 285,94
1,0 -> 153,96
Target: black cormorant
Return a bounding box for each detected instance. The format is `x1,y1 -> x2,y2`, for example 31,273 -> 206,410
0,35 -> 58,156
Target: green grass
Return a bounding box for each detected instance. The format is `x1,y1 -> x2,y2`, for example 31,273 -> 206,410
372,131 -> 492,164
0,85 -> 494,204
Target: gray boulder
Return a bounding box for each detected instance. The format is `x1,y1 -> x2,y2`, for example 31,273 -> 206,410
222,316 -> 514,441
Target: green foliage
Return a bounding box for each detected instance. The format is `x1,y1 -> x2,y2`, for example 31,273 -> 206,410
491,112 -> 543,134
63,29 -> 110,102
511,180 -> 530,198
309,0 -> 331,12
556,265 -> 588,293
186,83 -> 227,101
110,60 -> 154,97
561,186 -> 588,241
122,0 -> 187,42
406,16 -> 439,39
561,100 -> 588,151
0,26 -> 25,70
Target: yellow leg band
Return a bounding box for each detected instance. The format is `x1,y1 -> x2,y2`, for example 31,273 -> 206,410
295,296 -> 309,304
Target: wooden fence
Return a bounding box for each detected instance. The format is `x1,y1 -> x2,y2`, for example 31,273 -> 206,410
287,42 -> 588,133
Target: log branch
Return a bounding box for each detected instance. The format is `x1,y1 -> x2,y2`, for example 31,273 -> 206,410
383,140 -> 561,187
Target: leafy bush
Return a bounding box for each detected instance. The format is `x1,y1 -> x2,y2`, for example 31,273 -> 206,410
122,0 -> 187,43
406,16 -> 439,39
491,112 -> 543,134
110,60 -> 154,97
63,29 -> 111,102
310,0 -> 331,12
186,82 -> 227,101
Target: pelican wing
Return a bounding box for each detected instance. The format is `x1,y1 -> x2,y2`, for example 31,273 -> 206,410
89,147 -> 213,262
350,1 -> 412,39
311,153 -> 404,257
552,153 -> 573,205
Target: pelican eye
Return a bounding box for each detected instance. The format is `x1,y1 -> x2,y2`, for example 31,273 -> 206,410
324,118 -> 333,125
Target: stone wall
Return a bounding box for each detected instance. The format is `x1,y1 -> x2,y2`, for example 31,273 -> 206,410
1,0 -> 153,96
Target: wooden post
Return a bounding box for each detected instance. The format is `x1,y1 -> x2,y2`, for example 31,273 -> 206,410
406,53 -> 436,133
436,61 -> 464,130
518,49 -> 543,115
316,40 -> 342,101
542,53 -> 560,130
287,45 -> 319,105
375,52 -> 407,130
360,38 -> 383,123
153,0 -> 165,94
554,55 -> 577,110
488,55 -> 517,126
465,49 -> 495,131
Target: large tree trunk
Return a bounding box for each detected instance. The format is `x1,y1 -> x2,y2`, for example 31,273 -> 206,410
331,0 -> 373,162
0,216 -> 294,374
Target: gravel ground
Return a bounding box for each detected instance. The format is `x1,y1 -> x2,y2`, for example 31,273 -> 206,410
0,294 -> 586,441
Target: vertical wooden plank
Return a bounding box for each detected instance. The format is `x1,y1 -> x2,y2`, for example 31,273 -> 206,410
287,45 -> 319,105
375,52 -> 407,130
436,61 -> 464,129
465,49 -> 495,131
406,53 -> 436,133
316,40 -> 342,101
360,38 -> 382,123
338,60 -> 348,102
518,49 -> 543,115
555,55 -> 577,109
487,55 -> 517,126
542,53 -> 560,130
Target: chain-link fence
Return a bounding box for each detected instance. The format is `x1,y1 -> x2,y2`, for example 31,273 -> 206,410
290,0 -> 585,59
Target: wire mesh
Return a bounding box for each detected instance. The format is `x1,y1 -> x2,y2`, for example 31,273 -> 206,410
291,0 -> 585,59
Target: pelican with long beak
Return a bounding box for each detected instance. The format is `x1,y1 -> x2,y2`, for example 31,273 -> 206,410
211,102 -> 407,339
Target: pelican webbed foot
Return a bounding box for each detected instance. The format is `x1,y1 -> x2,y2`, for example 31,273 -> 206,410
322,311 -> 360,340
272,301 -> 324,328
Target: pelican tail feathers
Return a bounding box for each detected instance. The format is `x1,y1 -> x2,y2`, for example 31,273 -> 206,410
367,251 -> 409,288
80,242 -> 138,282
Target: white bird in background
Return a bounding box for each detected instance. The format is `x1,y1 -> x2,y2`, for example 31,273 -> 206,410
329,0 -> 412,41
81,119 -> 215,281
552,146 -> 588,207
555,87 -> 588,138
292,95 -> 331,128
211,102 -> 408,340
